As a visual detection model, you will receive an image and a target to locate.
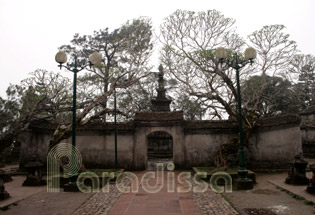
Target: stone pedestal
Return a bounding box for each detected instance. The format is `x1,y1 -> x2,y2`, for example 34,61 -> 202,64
0,192 -> 9,200
23,157 -> 46,186
63,183 -> 80,192
236,178 -> 254,190
236,168 -> 254,190
63,174 -> 80,192
0,170 -> 10,200
23,176 -> 47,186
285,155 -> 309,185
307,164 -> 315,194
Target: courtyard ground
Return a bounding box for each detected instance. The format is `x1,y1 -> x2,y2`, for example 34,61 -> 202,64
224,172 -> 315,215
1,168 -> 315,214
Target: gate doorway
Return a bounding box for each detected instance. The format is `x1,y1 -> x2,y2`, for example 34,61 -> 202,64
147,131 -> 173,170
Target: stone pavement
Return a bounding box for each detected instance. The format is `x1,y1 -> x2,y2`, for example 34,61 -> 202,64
0,176 -> 46,208
224,172 -> 315,215
268,172 -> 315,202
73,171 -> 238,215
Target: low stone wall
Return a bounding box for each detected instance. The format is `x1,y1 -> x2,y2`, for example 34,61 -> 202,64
19,122 -> 136,170
182,115 -> 302,169
248,116 -> 302,169
183,121 -> 238,167
18,114 -> 302,171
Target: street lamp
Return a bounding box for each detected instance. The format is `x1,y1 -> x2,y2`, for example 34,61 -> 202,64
215,47 -> 256,190
55,51 -> 102,147
55,51 -> 102,191
113,70 -> 135,169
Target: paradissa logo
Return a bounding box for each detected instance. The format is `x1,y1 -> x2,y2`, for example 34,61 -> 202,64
47,143 -> 232,194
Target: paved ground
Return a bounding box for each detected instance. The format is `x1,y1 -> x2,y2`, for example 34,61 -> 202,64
72,174 -> 131,215
72,171 -> 237,215
268,172 -> 315,202
0,189 -> 93,215
224,172 -> 315,215
0,166 -> 93,215
107,171 -> 237,215
1,168 -> 315,215
0,176 -> 46,208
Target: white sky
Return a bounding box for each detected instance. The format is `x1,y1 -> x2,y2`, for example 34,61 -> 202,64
0,0 -> 314,97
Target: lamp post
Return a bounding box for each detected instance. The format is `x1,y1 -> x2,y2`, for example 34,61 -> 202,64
55,51 -> 102,190
215,47 -> 256,190
113,70 -> 134,169
55,51 -> 102,147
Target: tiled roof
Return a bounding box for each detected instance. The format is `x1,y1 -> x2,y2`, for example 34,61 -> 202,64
28,113 -> 301,131
134,111 -> 184,121
184,120 -> 238,129
257,114 -> 301,127
79,121 -> 135,131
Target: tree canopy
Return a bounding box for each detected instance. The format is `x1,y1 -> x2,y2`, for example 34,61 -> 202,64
58,17 -> 154,122
242,75 -> 298,116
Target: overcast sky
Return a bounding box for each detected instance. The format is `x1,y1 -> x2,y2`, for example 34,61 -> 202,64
0,0 -> 314,97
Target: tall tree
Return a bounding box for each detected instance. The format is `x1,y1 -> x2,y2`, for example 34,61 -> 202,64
290,54 -> 315,109
49,17 -> 155,147
59,17 -> 154,121
0,70 -> 72,155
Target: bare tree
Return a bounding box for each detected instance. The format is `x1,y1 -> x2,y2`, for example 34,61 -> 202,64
159,10 -> 298,167
243,25 -> 297,114
160,10 -> 297,121
159,10 -> 245,119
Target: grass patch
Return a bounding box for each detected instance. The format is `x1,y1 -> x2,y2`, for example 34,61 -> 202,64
87,169 -> 123,177
292,194 -> 305,200
193,166 -> 256,185
304,158 -> 315,163
219,193 -> 234,205
194,166 -> 255,175
267,169 -> 283,174
194,167 -> 239,174
305,200 -> 315,205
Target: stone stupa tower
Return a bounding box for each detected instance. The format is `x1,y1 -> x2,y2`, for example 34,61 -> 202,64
151,64 -> 172,112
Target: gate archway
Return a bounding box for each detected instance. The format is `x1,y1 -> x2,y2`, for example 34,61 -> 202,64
147,131 -> 173,170
147,131 -> 173,158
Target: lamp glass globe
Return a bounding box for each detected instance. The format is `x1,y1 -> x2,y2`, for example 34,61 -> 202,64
215,47 -> 228,60
55,51 -> 67,64
89,52 -> 102,65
